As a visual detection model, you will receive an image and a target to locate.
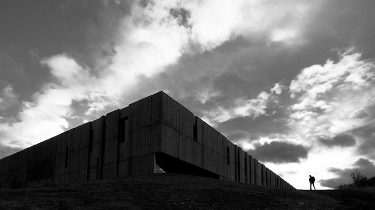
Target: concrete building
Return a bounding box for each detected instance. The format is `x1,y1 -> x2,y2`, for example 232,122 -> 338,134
0,92 -> 295,189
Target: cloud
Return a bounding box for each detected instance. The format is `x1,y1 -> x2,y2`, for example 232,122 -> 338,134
271,83 -> 285,95
248,141 -> 309,163
0,54 -> 93,148
301,0 -> 375,57
320,158 -> 375,188
217,113 -> 289,142
319,134 -> 356,148
349,125 -> 375,159
186,0 -> 323,49
201,91 -> 271,125
0,85 -> 19,112
288,51 -> 375,145
290,50 -> 374,100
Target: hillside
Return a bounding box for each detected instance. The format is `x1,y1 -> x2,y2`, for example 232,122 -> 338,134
0,174 -> 374,210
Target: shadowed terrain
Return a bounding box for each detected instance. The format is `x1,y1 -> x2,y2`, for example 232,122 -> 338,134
0,174 -> 374,210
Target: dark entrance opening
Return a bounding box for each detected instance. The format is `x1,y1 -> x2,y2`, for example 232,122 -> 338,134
155,152 -> 220,179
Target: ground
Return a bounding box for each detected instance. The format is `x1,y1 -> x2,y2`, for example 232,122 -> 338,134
0,174 -> 374,209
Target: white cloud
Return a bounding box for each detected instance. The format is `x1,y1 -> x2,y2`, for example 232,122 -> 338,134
0,55 -> 92,148
186,0 -> 322,49
202,91 -> 272,126
289,51 -> 375,142
271,82 -> 285,95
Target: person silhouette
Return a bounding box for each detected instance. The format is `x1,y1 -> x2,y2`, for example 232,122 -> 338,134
309,175 -> 316,190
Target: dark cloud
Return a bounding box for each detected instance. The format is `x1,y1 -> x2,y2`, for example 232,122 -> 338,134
217,111 -> 289,141
303,0 -> 375,58
0,53 -> 27,83
319,134 -> 356,148
213,72 -> 262,99
225,131 -> 248,142
349,125 -> 375,159
320,158 -> 375,188
248,141 -> 309,164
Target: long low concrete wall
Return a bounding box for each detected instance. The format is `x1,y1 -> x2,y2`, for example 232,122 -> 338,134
0,92 -> 295,190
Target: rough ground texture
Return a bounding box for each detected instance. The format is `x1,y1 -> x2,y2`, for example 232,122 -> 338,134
0,174 -> 374,209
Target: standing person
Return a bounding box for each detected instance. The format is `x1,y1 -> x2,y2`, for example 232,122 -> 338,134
309,175 -> 316,190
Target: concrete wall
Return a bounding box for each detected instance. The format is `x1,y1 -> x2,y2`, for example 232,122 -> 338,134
0,91 -> 295,189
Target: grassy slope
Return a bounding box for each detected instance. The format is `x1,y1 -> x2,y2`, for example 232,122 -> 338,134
0,174 -> 374,210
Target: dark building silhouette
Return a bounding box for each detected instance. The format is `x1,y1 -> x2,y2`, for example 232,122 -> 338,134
0,92 -> 295,189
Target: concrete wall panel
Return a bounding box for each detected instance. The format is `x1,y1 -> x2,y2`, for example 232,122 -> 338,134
178,134 -> 187,162
222,139 -> 235,167
104,137 -> 117,164
92,117 -> 104,145
88,167 -> 98,181
105,110 -> 119,140
195,117 -> 203,144
150,124 -> 161,153
78,123 -> 90,149
133,154 -> 153,175
262,164 -> 267,186
192,141 -> 203,167
133,127 -> 151,157
129,102 -> 139,132
185,110 -> 195,139
59,133 -> 68,158
211,130 -> 218,152
249,155 -> 255,185
244,154 -> 249,184
119,118 -> 131,161
47,137 -> 57,160
67,131 -> 74,152
88,142 -> 101,180
119,139 -> 130,162
217,134 -> 225,157
120,106 -> 130,118
178,108 -> 186,136
203,148 -> 217,174
202,122 -> 213,150
78,147 -> 88,171
161,92 -> 179,129
254,159 -> 262,186
217,155 -> 225,178
160,124 -> 178,158
78,148 -> 88,181
55,134 -> 62,156
239,150 -> 245,183
151,92 -> 162,125
55,155 -> 63,176
184,137 -> 194,165
120,159 -> 134,177
89,143 -> 101,166
69,150 -> 80,173
72,127 -> 80,151
271,171 -> 276,187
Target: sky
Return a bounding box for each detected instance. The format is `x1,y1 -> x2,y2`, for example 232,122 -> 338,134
1,0 -> 375,190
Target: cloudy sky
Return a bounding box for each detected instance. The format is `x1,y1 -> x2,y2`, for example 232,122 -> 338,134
1,0 -> 375,189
